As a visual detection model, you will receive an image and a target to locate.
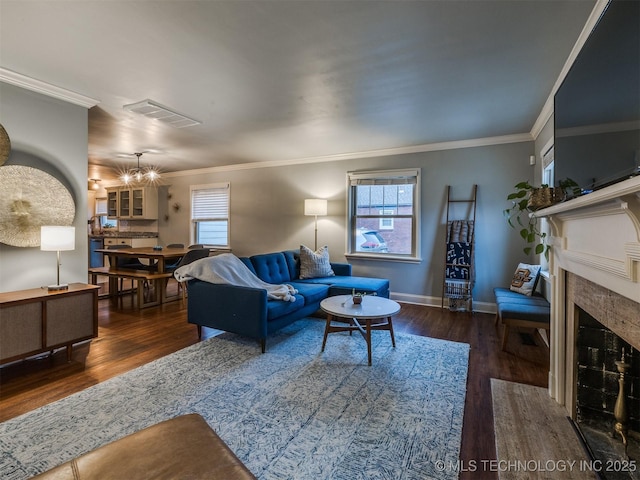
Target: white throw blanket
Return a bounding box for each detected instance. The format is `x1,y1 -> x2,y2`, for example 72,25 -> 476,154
173,253 -> 298,302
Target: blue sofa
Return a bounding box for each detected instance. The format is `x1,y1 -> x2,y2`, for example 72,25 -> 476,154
186,250 -> 390,351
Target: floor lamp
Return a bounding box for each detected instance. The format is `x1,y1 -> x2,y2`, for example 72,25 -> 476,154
304,199 -> 327,251
41,225 -> 75,291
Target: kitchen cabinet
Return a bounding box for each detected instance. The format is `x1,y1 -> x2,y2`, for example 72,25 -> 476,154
0,283 -> 99,365
103,237 -> 157,248
107,189 -> 118,218
106,187 -> 158,220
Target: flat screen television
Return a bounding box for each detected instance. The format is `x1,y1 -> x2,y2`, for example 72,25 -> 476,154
554,0 -> 640,195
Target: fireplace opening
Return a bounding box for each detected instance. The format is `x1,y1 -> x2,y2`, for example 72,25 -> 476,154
576,307 -> 639,479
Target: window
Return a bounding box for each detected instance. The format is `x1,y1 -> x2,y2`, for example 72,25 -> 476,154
347,169 -> 420,260
542,145 -> 554,187
379,209 -> 394,230
191,182 -> 230,247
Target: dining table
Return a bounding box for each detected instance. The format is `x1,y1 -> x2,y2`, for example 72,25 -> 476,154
94,246 -> 195,307
96,246 -> 192,274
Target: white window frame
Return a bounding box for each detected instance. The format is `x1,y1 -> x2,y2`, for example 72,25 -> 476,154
540,141 -> 555,271
190,182 -> 230,247
346,168 -> 421,262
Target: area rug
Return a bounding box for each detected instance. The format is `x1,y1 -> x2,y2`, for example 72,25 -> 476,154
1,318 -> 470,480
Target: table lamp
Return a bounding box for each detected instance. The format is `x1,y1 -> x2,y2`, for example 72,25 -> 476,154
41,225 -> 75,291
304,199 -> 327,250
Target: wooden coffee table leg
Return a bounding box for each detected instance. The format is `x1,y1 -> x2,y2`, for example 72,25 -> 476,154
321,314 -> 332,352
387,316 -> 396,347
366,319 -> 372,366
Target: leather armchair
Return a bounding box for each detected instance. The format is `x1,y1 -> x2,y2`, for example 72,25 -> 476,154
31,414 -> 256,480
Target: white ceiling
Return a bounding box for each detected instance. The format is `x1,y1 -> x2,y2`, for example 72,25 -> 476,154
0,0 -> 596,180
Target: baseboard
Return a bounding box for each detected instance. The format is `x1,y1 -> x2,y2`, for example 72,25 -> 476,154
389,292 -> 496,314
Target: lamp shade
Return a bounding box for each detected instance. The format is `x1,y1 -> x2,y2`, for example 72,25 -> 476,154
40,226 -> 75,251
304,199 -> 327,216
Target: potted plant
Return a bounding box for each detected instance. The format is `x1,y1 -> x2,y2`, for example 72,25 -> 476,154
351,289 -> 376,304
504,178 -> 580,259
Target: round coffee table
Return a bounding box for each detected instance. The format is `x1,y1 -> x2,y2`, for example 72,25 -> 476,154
320,294 -> 400,365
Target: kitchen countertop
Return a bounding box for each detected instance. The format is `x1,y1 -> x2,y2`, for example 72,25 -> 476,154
89,232 -> 158,238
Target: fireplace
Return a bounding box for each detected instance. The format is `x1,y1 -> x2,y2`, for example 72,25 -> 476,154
534,177 -> 640,472
576,308 -> 639,436
574,304 -> 639,474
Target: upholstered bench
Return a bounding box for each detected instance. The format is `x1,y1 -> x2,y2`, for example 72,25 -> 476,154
32,414 -> 256,480
494,287 -> 550,352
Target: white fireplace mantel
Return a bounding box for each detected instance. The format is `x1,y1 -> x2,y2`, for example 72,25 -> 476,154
535,175 -> 640,304
533,175 -> 640,414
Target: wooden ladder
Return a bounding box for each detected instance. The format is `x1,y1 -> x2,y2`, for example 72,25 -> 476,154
441,184 -> 477,311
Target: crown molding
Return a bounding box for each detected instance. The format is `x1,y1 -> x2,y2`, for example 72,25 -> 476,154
165,132 -> 533,178
0,67 -> 100,109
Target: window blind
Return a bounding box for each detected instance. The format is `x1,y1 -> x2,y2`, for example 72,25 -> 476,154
191,183 -> 229,220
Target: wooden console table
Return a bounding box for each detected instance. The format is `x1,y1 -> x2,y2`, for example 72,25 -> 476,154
0,283 -> 99,365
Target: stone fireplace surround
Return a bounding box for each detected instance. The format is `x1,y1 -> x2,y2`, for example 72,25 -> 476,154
535,175 -> 640,417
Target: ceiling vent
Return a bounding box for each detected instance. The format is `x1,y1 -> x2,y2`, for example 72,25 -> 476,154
123,99 -> 201,128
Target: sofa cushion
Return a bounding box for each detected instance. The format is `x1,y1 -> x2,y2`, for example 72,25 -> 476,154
299,245 -> 335,279
289,282 -> 330,305
309,276 -> 390,298
251,252 -> 292,284
266,294 -> 305,321
509,263 -> 541,296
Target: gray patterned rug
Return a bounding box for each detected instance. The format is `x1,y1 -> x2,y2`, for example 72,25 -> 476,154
1,318 -> 469,480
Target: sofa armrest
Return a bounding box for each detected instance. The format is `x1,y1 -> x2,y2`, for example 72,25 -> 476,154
187,280 -> 269,339
330,262 -> 352,276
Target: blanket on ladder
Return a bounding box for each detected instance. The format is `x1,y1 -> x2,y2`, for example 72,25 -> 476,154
173,253 -> 298,302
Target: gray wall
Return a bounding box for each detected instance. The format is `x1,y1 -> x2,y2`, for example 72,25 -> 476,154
0,83 -> 89,292
160,141 -> 536,310
0,80 -> 539,308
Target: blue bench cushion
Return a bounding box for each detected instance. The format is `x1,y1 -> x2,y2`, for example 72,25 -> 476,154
494,287 -> 545,298
498,302 -> 550,324
494,288 -> 549,306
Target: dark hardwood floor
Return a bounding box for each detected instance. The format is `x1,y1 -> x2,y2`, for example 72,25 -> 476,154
0,287 -> 549,480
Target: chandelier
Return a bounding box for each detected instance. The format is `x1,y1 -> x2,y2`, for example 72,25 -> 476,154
119,152 -> 161,186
